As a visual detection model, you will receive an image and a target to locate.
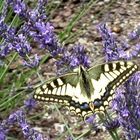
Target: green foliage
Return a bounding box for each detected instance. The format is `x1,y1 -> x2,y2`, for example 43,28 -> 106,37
0,0 -> 122,139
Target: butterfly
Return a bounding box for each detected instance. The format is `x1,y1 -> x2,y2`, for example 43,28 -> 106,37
33,61 -> 138,120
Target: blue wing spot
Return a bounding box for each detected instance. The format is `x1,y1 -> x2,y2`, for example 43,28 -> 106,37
93,99 -> 103,108
70,100 -> 90,111
80,103 -> 89,109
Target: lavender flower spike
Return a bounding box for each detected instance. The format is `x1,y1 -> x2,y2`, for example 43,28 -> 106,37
128,26 -> 140,41
0,109 -> 45,140
23,54 -> 40,68
0,125 -> 6,140
56,45 -> 90,74
112,72 -> 140,140
98,24 -> 119,61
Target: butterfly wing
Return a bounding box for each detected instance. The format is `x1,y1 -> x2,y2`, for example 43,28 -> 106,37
87,61 -> 138,113
33,72 -> 93,119
34,73 -> 78,103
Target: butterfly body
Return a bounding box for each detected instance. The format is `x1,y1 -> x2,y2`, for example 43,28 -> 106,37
33,61 -> 138,120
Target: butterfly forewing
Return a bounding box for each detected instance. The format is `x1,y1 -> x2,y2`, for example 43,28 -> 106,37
34,73 -> 79,104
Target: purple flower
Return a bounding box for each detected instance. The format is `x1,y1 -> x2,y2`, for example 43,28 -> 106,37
97,23 -> 118,61
128,26 -> 140,41
131,44 -> 140,58
0,0 -> 62,68
97,23 -> 140,139
56,45 -> 90,74
0,125 -> 6,140
85,114 -> 96,124
69,45 -> 90,68
23,54 -> 40,68
14,34 -> 32,57
8,0 -> 61,57
1,109 -> 44,140
21,123 -> 44,140
12,1 -> 26,15
8,110 -> 26,125
98,23 -> 140,61
104,119 -> 120,131
112,72 -> 140,139
0,16 -> 8,36
27,18 -> 62,57
24,98 -> 36,110
0,18 -> 31,58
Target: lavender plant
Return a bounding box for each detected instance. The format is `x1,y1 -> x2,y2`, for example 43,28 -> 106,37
0,0 -> 56,139
0,0 -> 90,139
0,104 -> 46,140
98,24 -> 140,140
0,0 -> 140,140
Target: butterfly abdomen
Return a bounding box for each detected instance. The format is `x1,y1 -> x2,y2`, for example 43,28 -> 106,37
79,66 -> 94,99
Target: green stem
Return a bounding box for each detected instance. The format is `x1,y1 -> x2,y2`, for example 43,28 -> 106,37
0,53 -> 18,83
104,111 -> 120,140
36,70 -> 44,83
54,104 -> 75,140
75,129 -> 91,140
98,113 -> 118,140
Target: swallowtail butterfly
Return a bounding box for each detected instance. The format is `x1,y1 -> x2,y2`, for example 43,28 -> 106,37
33,61 -> 138,120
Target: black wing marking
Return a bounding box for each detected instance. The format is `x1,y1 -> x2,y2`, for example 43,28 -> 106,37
33,73 -> 78,104
33,72 -> 94,120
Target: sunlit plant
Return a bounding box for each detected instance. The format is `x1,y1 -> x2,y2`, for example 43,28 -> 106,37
0,0 -> 140,140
